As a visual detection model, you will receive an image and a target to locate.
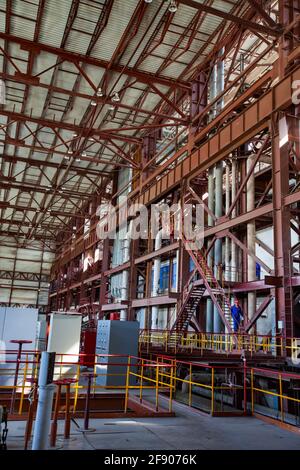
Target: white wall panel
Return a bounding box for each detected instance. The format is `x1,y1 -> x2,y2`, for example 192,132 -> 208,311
47,313 -> 81,380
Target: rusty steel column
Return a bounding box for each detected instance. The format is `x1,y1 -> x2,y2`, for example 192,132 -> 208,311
191,70 -> 207,134
272,125 -> 294,343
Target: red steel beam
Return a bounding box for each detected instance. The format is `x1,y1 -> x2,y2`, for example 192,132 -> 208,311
176,0 -> 282,36
0,73 -> 186,124
0,33 -> 190,90
1,154 -> 111,176
0,109 -> 141,144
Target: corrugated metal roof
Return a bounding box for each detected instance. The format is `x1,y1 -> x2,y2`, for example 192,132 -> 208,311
0,0 -> 277,269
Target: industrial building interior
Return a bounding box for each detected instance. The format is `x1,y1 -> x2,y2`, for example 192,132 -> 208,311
1,0 -> 300,453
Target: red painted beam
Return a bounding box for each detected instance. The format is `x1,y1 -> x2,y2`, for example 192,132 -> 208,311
177,0 -> 282,36
0,33 -> 190,90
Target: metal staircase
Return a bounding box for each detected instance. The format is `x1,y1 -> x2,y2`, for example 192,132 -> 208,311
182,236 -> 234,333
169,282 -> 205,346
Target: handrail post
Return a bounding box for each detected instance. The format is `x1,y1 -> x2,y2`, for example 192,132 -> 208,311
124,356 -> 130,413
139,359 -> 144,404
189,363 -> 192,407
279,373 -> 284,422
243,356 -> 247,415
211,367 -> 214,415
19,353 -> 29,415
251,368 -> 254,415
155,363 -> 159,412
169,363 -> 174,413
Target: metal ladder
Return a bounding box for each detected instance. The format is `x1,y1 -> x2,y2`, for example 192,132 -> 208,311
182,235 -> 234,333
169,282 -> 205,347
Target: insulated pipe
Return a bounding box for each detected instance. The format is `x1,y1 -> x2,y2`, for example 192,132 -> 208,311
206,168 -> 214,332
231,159 -> 237,282
213,162 -> 223,333
225,162 -> 230,282
120,222 -> 132,321
210,63 -> 217,120
213,50 -> 224,333
216,48 -> 225,113
247,154 -> 256,331
175,249 -> 179,292
151,229 -> 163,330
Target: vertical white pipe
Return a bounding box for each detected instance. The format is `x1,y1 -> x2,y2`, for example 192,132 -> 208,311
213,162 -> 223,333
175,249 -> 179,292
151,230 -> 163,330
225,162 -> 230,282
206,169 -> 214,332
231,159 -> 237,282
120,222 -> 132,321
247,154 -> 256,331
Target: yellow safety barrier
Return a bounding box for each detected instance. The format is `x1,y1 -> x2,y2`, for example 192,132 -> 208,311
139,330 -> 300,358
0,350 -> 175,416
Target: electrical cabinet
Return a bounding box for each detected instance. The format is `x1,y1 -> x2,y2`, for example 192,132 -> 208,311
95,320 -> 139,387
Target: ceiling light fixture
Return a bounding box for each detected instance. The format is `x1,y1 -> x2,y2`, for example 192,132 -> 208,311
82,151 -> 87,157
168,0 -> 177,13
67,149 -> 73,154
144,0 -> 152,3
109,104 -> 115,111
91,100 -> 97,106
96,87 -> 103,97
76,157 -> 81,162
112,92 -> 120,102
64,155 -> 70,160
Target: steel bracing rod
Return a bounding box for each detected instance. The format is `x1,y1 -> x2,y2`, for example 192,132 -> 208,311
0,140 -> 135,168
256,178 -> 272,207
176,0 -> 282,36
226,135 -> 270,218
246,0 -> 279,28
0,73 -> 186,123
0,109 -> 141,144
244,294 -> 274,332
0,204 -> 86,219
192,42 -> 276,125
0,34 -> 190,90
255,236 -> 274,257
0,155 -> 111,177
106,139 -> 140,169
187,184 -> 217,222
0,270 -> 49,282
147,82 -> 186,119
224,230 -> 272,274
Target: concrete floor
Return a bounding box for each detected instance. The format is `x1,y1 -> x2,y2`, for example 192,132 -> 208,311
5,398 -> 300,450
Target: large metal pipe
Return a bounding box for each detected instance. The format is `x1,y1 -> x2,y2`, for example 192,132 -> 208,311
120,222 -> 132,321
225,162 -> 230,282
151,229 -> 163,330
213,161 -> 223,333
231,159 -> 237,282
247,154 -> 256,331
206,168 -> 214,332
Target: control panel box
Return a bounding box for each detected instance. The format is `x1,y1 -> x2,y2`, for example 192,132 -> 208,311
95,320 -> 139,387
